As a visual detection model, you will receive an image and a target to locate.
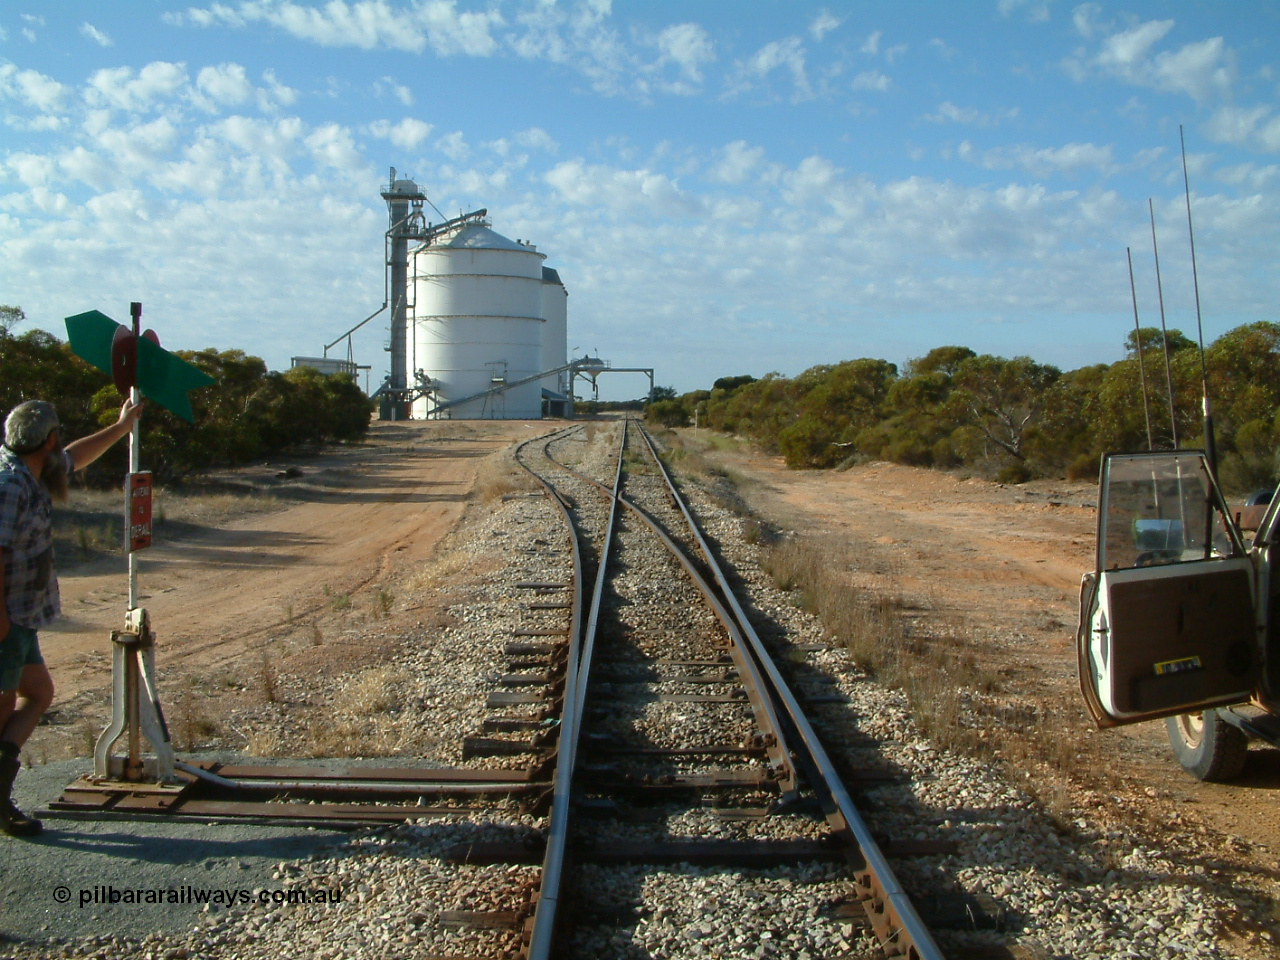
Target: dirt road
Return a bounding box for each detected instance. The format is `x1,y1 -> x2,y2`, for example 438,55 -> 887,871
696,441 -> 1280,908
33,420 -> 545,758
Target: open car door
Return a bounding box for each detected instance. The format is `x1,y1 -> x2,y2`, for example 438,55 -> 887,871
1079,451 -> 1261,728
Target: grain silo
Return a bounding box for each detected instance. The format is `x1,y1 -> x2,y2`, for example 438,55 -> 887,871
408,222 -> 547,419
540,267 -> 568,410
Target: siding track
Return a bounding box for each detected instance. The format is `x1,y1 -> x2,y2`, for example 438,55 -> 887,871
501,419 -> 945,960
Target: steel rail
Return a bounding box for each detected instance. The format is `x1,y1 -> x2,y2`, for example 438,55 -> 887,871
545,421 -> 799,794
173,762 -> 532,796
635,424 -> 946,960
524,421 -> 627,960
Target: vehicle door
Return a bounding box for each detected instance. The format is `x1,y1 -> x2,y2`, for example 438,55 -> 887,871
1078,451 -> 1260,727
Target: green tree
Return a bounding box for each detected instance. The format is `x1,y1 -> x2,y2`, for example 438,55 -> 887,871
778,359 -> 897,468
906,345 -> 975,378
0,305 -> 25,337
711,374 -> 756,393
948,355 -> 1061,466
1124,326 -> 1195,358
646,398 -> 689,427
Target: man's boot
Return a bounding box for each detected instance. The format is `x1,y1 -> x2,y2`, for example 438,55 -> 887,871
0,746 -> 42,837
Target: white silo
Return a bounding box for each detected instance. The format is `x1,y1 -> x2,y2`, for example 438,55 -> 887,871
540,267 -> 568,404
409,223 -> 546,419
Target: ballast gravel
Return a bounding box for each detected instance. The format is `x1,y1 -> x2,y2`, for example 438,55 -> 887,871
1,426 -> 1270,960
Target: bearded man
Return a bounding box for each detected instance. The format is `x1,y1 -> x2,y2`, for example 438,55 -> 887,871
0,398 -> 140,836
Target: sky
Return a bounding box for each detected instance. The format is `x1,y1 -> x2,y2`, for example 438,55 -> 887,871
3,2 -> 1280,401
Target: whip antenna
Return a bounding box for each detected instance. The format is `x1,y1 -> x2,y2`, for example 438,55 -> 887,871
1148,199 -> 1179,448
1180,124 -> 1216,475
1127,247 -> 1155,450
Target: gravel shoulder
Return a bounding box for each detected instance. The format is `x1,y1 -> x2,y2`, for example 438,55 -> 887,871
686,432 -> 1280,958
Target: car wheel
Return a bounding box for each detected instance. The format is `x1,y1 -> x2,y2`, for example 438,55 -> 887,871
1165,710 -> 1249,781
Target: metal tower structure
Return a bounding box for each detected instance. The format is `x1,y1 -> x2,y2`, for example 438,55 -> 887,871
380,169 -> 427,411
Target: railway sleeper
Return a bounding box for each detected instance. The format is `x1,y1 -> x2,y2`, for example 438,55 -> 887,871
499,672 -> 555,687
594,671 -> 739,684
483,715 -> 556,733
598,657 -> 734,667
462,735 -> 555,759
504,642 -> 554,656
576,765 -> 781,792
445,834 -> 957,873
582,739 -> 766,759
488,686 -> 561,707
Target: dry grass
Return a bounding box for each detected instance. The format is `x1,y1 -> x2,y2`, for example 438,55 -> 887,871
335,664 -> 406,716
759,533 -> 1099,814
401,548 -> 475,595
473,449 -> 539,503
259,653 -> 280,703
173,694 -> 222,751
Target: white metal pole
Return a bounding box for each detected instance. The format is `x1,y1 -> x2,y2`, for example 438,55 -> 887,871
128,385 -> 140,611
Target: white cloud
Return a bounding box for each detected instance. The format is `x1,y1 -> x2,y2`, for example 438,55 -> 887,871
57,146 -> 114,191
375,76 -> 414,106
20,16 -> 42,44
729,37 -> 812,101
926,101 -> 1018,126
1098,19 -> 1174,70
515,127 -> 557,153
655,23 -> 714,84
260,70 -> 298,110
5,152 -> 54,188
94,118 -> 181,179
0,65 -> 71,113
215,115 -> 305,167
180,0 -> 503,56
1073,19 -> 1235,105
1205,105 -> 1280,153
861,31 -> 881,55
709,140 -> 767,185
811,11 -> 841,42
196,63 -> 254,109
968,141 -> 1119,178
436,131 -> 469,161
545,159 -> 703,218
368,117 -> 433,150
1072,2 -> 1103,39
997,0 -> 1052,22
86,62 -> 189,113
852,71 -> 890,93
928,38 -> 957,60
80,22 -> 114,47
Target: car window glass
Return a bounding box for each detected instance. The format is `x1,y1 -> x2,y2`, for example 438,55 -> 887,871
1102,454 -> 1238,570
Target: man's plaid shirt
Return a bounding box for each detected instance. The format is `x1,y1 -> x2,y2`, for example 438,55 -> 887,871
0,445 -> 66,629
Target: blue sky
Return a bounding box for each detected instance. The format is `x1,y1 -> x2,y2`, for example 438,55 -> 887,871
3,2 -> 1280,400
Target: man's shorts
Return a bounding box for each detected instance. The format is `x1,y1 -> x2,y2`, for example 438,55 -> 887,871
0,624 -> 43,692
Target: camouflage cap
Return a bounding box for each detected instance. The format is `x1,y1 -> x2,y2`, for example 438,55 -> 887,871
4,400 -> 60,454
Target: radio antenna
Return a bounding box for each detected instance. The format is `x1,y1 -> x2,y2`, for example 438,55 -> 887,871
1127,247 -> 1155,450
1148,199 -> 1179,448
1180,124 -> 1216,475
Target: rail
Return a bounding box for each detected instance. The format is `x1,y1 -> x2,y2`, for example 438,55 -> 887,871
519,423 -> 624,959
635,424 -> 945,960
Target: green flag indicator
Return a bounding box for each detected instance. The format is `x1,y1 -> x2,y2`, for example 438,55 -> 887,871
65,310 -> 215,422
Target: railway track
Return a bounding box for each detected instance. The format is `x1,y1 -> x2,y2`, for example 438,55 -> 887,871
434,420 -> 948,959
42,418 -> 1031,960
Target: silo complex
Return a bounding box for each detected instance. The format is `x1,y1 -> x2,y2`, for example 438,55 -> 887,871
407,222 -> 565,419
541,268 -> 568,399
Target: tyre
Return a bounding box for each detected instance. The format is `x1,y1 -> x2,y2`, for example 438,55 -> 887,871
1165,710 -> 1249,781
